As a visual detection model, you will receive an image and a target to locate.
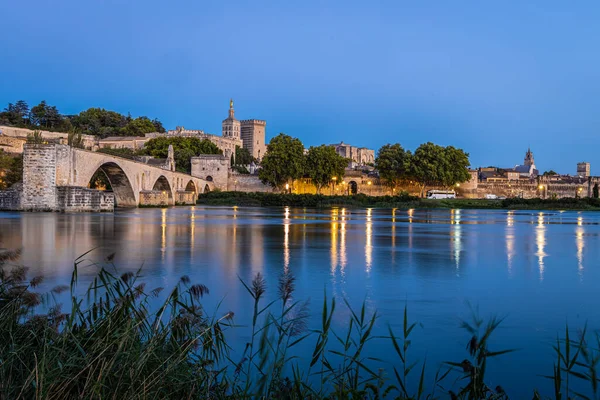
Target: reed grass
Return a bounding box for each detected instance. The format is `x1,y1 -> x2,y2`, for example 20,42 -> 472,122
2,248 -> 600,399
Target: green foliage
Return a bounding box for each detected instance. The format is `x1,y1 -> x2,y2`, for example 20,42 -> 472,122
411,142 -> 470,196
305,145 -> 348,193
593,183 -> 598,199
142,136 -> 222,174
259,133 -> 305,190
375,143 -> 411,188
70,108 -> 160,138
234,145 -> 254,165
544,170 -> 558,176
0,152 -> 23,190
1,100 -> 30,126
67,131 -> 84,149
3,251 -> 598,399
26,130 -> 44,144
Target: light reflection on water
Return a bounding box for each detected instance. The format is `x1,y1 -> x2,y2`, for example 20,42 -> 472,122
2,206 -> 600,397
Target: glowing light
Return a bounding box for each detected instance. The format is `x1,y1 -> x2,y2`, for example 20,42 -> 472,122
367,181 -> 372,185
365,212 -> 372,273
507,210 -> 514,227
456,183 -> 460,187
576,226 -> 584,278
538,185 -> 544,190
536,213 -> 546,281
451,209 -> 462,271
330,221 -> 338,276
408,208 -> 414,224
578,215 -> 583,226
161,208 -> 167,259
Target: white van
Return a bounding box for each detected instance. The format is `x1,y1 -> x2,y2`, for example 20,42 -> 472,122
426,190 -> 456,199
485,194 -> 498,199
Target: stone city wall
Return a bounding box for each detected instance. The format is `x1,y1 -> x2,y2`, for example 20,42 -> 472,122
228,173 -> 273,193
139,190 -> 170,206
0,126 -> 98,150
458,176 -> 600,199
0,136 -> 25,154
56,186 -> 114,212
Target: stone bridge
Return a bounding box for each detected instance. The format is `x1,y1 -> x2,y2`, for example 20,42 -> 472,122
2,144 -> 212,211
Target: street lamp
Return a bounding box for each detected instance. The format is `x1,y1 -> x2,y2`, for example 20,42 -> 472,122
367,180 -> 372,196
331,176 -> 337,195
234,180 -> 238,191
285,183 -> 289,194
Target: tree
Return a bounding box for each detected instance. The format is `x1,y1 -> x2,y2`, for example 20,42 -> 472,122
68,131 -> 85,149
543,170 -> 558,176
410,142 -> 470,197
30,101 -> 48,127
305,145 -> 348,193
3,101 -> 30,126
234,145 -> 254,166
594,183 -> 599,199
142,136 -> 222,174
374,143 -> 411,189
259,133 -> 305,190
441,146 -> 470,187
0,152 -> 23,190
152,118 -> 166,133
26,130 -> 44,144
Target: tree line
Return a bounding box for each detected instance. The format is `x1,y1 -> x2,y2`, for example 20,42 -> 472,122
258,134 -> 350,193
0,100 -> 166,138
258,134 -> 471,195
375,142 -> 471,196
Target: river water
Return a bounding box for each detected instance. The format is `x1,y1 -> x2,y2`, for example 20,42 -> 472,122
1,206 -> 599,397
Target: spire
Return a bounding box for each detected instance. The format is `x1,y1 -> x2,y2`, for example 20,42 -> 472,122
228,98 -> 235,119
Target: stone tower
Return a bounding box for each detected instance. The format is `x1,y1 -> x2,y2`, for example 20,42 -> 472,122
222,99 -> 241,140
240,119 -> 267,160
577,162 -> 590,177
167,144 -> 175,171
524,148 -> 535,167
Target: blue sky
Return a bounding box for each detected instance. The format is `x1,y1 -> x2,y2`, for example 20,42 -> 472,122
1,0 -> 599,173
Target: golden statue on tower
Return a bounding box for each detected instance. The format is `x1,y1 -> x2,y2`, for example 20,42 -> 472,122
230,98 -> 234,109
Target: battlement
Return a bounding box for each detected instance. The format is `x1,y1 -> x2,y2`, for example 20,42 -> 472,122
240,119 -> 266,125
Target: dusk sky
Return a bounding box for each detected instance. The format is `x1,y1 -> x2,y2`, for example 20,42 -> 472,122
1,0 -> 599,173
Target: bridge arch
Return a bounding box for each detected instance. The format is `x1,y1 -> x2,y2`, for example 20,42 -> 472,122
204,184 -> 211,193
153,175 -> 174,204
88,162 -> 137,207
185,180 -> 197,194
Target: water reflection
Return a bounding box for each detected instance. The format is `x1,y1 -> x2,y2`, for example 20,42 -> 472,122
340,209 -> 347,273
365,208 -> 373,273
506,211 -> 515,277
536,212 -> 546,281
451,209 -> 462,273
576,225 -> 584,279
284,207 -> 290,273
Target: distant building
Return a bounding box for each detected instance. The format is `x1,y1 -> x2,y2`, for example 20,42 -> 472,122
329,141 -> 375,167
508,148 -> 539,178
222,100 -> 267,160
577,162 -> 590,178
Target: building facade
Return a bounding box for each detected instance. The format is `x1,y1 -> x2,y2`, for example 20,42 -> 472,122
330,142 -> 375,166
222,100 -> 266,161
577,162 -> 591,177
240,119 -> 266,160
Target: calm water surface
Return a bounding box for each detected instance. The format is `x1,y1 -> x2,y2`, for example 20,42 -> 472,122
1,206 -> 599,397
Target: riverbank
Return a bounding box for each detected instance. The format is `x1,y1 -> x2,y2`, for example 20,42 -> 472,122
197,191 -> 600,210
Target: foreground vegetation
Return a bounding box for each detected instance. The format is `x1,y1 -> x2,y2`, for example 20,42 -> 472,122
2,249 -> 600,399
197,191 -> 600,210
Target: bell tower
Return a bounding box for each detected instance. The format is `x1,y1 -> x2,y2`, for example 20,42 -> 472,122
222,99 -> 240,139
